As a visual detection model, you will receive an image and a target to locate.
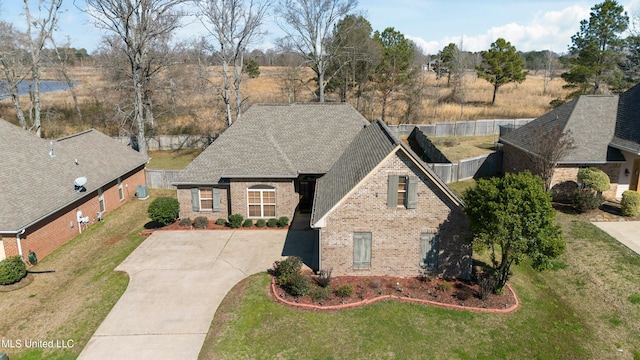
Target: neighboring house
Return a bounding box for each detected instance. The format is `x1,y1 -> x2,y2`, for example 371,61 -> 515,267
174,103 -> 472,279
501,83 -> 640,199
0,119 -> 148,263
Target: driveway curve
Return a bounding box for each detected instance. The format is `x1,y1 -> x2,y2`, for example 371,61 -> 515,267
79,230 -> 291,360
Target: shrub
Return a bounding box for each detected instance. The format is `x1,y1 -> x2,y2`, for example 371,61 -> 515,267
477,275 -> 494,300
621,190 -> 640,217
242,219 -> 253,228
0,256 -> 27,285
215,218 -> 226,226
335,284 -> 354,298
284,273 -> 309,297
436,280 -> 453,292
578,167 -> 610,193
228,214 -> 244,228
629,293 -> 640,305
267,218 -> 278,228
193,216 -> 209,229
309,286 -> 330,302
315,268 -> 332,288
573,188 -> 603,212
255,219 -> 266,228
178,217 -> 192,227
277,216 -> 289,228
273,256 -> 303,285
147,197 -> 180,226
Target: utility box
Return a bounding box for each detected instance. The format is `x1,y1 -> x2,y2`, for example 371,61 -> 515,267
136,185 -> 149,199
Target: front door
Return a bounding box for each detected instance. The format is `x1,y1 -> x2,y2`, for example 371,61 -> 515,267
631,159 -> 640,191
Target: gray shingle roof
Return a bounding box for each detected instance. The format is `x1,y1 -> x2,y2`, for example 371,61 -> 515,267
0,120 -> 148,232
173,103 -> 370,184
612,83 -> 640,154
311,120 -> 463,225
501,95 -> 622,163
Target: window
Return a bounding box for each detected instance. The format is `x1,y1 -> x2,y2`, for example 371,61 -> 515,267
420,233 -> 439,270
353,232 -> 372,269
190,188 -> 221,212
397,176 -> 407,206
200,189 -> 213,210
247,185 -> 276,218
387,175 -> 418,209
117,178 -> 124,200
98,188 -> 105,212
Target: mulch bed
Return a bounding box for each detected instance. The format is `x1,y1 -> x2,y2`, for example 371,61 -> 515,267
0,274 -> 34,292
272,271 -> 518,312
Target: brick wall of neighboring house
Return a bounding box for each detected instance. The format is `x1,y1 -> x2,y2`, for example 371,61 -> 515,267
319,151 -> 472,279
503,144 -> 621,198
177,186 -> 230,220
229,179 -> 298,220
1,167 -> 146,263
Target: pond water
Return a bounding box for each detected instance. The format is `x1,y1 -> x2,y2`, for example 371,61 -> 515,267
0,80 -> 78,99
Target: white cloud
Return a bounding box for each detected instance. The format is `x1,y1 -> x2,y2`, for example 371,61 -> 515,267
408,4 -> 591,55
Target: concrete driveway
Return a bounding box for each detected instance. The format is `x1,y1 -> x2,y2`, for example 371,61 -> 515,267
79,229 -> 313,360
592,221 -> 640,255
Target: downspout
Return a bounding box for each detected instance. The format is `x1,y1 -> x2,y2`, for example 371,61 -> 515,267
317,229 -> 322,272
16,229 -> 25,259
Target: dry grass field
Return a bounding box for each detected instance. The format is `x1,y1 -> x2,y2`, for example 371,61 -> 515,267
1,65 -> 571,137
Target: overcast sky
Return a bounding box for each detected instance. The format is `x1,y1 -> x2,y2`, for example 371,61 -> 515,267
2,0 -> 640,55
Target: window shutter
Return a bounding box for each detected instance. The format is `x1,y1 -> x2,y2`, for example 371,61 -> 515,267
407,176 -> 418,209
191,188 -> 200,212
387,175 -> 398,207
212,188 -> 221,212
420,233 -> 439,270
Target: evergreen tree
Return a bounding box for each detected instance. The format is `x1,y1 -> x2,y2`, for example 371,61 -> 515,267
475,38 -> 528,105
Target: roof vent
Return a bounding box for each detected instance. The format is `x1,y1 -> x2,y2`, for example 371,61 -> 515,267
49,142 -> 55,158
74,177 -> 87,193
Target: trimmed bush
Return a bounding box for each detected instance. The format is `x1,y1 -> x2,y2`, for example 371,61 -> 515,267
178,217 -> 192,227
255,219 -> 266,228
315,268 -> 332,288
273,256 -> 303,283
436,280 -> 453,292
147,197 -> 180,226
335,284 -> 354,298
215,218 -> 226,226
228,214 -> 244,228
242,219 -> 253,228
621,190 -> 640,217
267,218 -> 278,228
0,256 -> 27,285
193,216 -> 209,229
573,188 -> 603,212
277,216 -> 289,228
284,273 -> 309,297
309,286 -> 330,302
578,167 -> 610,193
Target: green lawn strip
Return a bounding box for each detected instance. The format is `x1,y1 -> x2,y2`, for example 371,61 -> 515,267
432,135 -> 497,162
447,179 -> 476,198
202,270 -> 589,359
147,149 -> 202,170
1,190 -> 171,359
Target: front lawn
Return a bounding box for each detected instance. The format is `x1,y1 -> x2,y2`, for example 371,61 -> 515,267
200,212 -> 640,359
0,189 -> 174,359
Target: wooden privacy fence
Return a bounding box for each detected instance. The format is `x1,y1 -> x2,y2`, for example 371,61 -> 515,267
427,152 -> 503,184
145,169 -> 181,189
388,118 -> 533,138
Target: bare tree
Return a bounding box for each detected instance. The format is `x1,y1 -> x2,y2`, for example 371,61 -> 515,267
277,0 -> 357,102
81,0 -> 187,156
529,128 -> 576,191
0,21 -> 29,129
543,50 -> 558,95
196,0 -> 271,126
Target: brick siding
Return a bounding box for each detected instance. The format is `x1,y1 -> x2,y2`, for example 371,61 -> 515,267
319,151 -> 472,279
1,167 -> 146,262
177,186 -> 230,221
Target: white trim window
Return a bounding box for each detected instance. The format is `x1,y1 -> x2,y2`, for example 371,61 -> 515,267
118,178 -> 124,200
200,188 -> 214,211
247,185 -> 276,218
98,188 -> 105,212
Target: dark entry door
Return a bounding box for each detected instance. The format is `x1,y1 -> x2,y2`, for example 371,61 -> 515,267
299,179 -> 316,213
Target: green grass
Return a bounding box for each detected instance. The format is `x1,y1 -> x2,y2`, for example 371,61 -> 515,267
432,135 -> 498,162
447,179 -> 476,198
201,212 -> 640,359
147,149 -> 202,170
0,189 -> 174,359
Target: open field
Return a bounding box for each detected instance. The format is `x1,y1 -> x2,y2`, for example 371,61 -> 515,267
0,65 -> 571,138
0,189 -> 173,359
200,211 -> 640,359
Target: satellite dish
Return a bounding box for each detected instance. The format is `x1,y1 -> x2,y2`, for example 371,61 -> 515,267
74,177 -> 87,193
74,177 -> 87,187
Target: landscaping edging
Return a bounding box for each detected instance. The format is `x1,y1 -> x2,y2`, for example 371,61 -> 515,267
271,277 -> 520,313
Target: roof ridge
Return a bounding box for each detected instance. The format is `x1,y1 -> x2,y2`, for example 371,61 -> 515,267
56,129 -> 95,142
